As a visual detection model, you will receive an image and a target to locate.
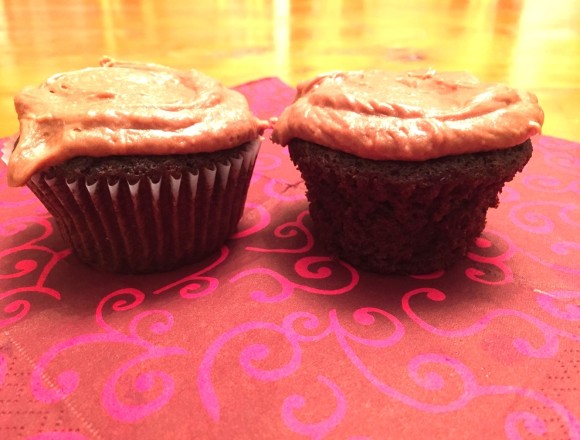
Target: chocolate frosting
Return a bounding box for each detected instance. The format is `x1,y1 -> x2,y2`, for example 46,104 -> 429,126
271,69 -> 544,160
8,58 -> 268,186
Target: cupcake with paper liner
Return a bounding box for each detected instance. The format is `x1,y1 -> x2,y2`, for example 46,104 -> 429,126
5,58 -> 268,273
271,69 -> 544,275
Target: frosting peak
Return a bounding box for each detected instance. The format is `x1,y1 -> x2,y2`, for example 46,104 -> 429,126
271,69 -> 544,160
8,58 -> 269,186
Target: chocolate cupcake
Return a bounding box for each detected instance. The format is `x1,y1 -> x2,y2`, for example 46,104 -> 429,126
271,70 -> 544,274
6,58 -> 268,273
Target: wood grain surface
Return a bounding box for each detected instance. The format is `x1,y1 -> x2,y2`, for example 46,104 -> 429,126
1,0 -> 578,140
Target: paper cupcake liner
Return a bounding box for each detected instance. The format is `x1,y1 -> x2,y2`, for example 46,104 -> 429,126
26,140 -> 260,273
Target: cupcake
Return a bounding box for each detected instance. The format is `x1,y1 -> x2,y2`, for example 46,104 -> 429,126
6,58 -> 268,273
271,69 -> 544,274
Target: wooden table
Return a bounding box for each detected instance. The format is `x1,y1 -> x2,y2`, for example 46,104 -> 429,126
1,0 -> 579,140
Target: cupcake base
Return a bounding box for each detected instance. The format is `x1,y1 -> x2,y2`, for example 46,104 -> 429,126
288,139 -> 533,274
27,140 -> 260,273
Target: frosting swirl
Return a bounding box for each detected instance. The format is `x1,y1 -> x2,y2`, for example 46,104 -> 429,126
7,58 -> 268,186
271,69 -> 544,160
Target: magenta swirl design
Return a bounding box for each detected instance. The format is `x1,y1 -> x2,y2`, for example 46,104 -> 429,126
198,307 -> 404,434
0,183 -> 38,209
480,227 -> 580,275
342,349 -> 579,438
153,246 -> 229,298
230,202 -> 271,239
498,185 -> 521,203
509,201 -> 579,234
198,319 -> 302,421
504,411 -> 548,439
325,316 -> 487,414
522,173 -> 580,194
282,308 -> 405,347
245,210 -> 314,253
281,375 -> 347,438
230,256 -> 359,302
30,288 -> 187,422
465,232 -> 515,285
519,244 -> 580,274
410,270 -> 445,280
535,289 -> 580,321
489,385 -> 580,439
402,287 -> 580,358
0,215 -> 70,328
253,151 -> 284,173
503,136 -> 580,275
198,306 -> 580,438
535,136 -> 580,176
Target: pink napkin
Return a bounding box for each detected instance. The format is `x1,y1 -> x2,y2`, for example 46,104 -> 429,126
0,78 -> 578,439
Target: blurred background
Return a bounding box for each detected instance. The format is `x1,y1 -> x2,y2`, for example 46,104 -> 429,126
1,0 -> 579,140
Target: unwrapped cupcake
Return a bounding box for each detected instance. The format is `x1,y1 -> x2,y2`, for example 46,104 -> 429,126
5,58 -> 268,273
271,69 -> 544,274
